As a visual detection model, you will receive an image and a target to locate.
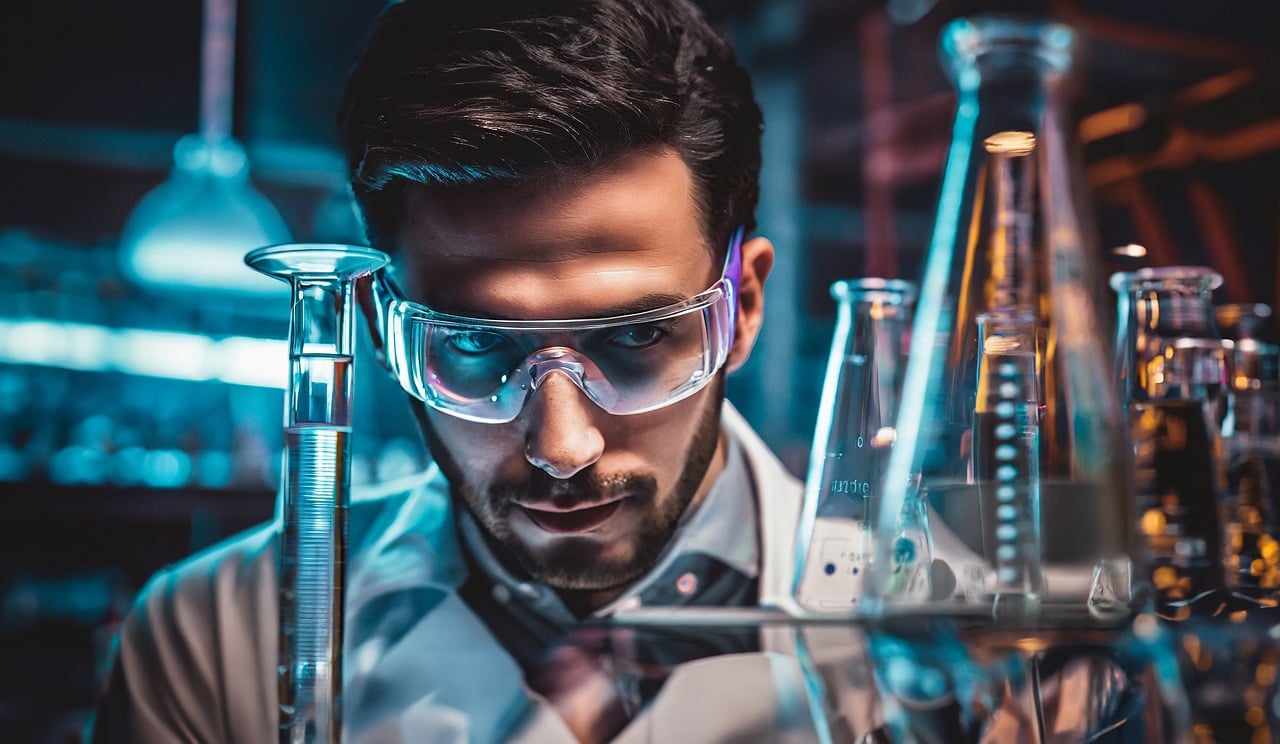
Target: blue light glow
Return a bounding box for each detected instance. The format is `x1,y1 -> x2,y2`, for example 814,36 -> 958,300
0,319 -> 287,388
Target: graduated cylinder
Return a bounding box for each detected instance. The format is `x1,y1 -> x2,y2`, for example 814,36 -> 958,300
246,243 -> 389,744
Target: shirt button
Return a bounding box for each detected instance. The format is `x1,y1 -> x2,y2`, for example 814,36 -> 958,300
492,584 -> 512,603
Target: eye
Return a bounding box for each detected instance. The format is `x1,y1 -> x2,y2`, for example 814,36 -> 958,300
609,324 -> 666,349
445,329 -> 509,355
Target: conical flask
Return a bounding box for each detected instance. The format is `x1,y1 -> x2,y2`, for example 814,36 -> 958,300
791,278 -> 928,614
1116,267 -> 1233,618
864,16 -> 1141,624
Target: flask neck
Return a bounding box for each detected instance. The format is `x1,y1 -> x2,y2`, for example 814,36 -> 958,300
832,279 -> 916,340
830,279 -> 917,444
945,17 -> 1076,108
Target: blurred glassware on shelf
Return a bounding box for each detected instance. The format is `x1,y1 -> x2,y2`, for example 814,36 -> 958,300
791,278 -> 927,615
1114,267 -> 1233,619
1166,613 -> 1280,741
1216,303 -> 1273,343
1219,302 -> 1279,397
863,16 -> 1140,625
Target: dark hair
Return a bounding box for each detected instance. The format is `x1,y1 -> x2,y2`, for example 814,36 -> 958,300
338,0 -> 763,253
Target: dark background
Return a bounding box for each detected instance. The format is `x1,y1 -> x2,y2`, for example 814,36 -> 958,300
1,0 -> 1278,740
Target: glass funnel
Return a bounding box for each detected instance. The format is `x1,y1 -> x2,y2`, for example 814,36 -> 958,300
247,243 -> 390,743
863,16 -> 1140,624
791,278 -> 925,615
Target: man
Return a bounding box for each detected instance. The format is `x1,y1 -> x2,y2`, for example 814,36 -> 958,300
91,0 -> 802,741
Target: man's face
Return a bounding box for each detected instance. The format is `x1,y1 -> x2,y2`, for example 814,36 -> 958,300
394,148 -> 770,594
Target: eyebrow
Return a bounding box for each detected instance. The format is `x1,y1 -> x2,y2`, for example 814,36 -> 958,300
446,292 -> 693,322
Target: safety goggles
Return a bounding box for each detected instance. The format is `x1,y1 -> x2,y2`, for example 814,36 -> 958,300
370,228 -> 743,424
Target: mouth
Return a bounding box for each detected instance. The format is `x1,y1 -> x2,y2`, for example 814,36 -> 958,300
519,500 -> 625,534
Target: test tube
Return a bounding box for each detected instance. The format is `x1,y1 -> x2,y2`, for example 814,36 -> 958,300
247,243 -> 389,744
973,307 -> 1043,615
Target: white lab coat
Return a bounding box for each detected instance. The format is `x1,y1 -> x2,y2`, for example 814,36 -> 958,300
89,403 -> 811,743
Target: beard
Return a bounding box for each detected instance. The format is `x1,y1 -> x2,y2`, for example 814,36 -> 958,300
412,376 -> 726,592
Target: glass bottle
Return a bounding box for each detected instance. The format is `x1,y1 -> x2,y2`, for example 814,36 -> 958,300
1217,304 -> 1280,606
1116,267 -> 1229,619
791,278 -> 927,615
863,16 -> 1140,624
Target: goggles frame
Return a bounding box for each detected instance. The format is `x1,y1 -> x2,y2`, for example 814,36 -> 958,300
368,227 -> 745,424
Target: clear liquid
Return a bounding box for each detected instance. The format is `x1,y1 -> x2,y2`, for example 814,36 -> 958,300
971,411 -> 1041,597
290,354 -> 354,428
279,424 -> 350,739
972,345 -> 1042,600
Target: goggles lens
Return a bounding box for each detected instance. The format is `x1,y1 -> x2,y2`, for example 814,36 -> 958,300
376,229 -> 743,424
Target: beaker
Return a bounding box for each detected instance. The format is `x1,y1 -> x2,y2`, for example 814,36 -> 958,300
247,243 -> 390,743
864,16 -> 1140,624
791,278 -> 925,614
1115,267 -> 1230,618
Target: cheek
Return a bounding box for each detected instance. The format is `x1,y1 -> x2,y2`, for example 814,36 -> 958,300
428,413 -> 527,480
601,392 -> 711,469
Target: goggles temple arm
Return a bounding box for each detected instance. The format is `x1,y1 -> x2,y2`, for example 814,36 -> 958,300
723,225 -> 745,342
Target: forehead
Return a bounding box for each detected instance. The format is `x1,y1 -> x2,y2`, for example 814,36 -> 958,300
393,147 -> 716,318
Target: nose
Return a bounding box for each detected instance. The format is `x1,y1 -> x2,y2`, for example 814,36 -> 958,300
523,371 -> 606,479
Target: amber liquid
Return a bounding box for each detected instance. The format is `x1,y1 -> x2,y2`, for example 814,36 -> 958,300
1131,399 -> 1225,617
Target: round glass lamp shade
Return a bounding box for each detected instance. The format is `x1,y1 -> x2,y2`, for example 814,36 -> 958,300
119,134 -> 292,296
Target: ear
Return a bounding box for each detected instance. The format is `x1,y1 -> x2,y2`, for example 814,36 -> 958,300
727,235 -> 774,372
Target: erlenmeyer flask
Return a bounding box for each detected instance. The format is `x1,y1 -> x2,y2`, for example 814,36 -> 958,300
864,16 -> 1140,624
1116,267 -> 1230,619
791,278 -> 927,614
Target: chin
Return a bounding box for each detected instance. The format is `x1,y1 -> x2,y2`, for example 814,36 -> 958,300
520,538 -> 647,591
